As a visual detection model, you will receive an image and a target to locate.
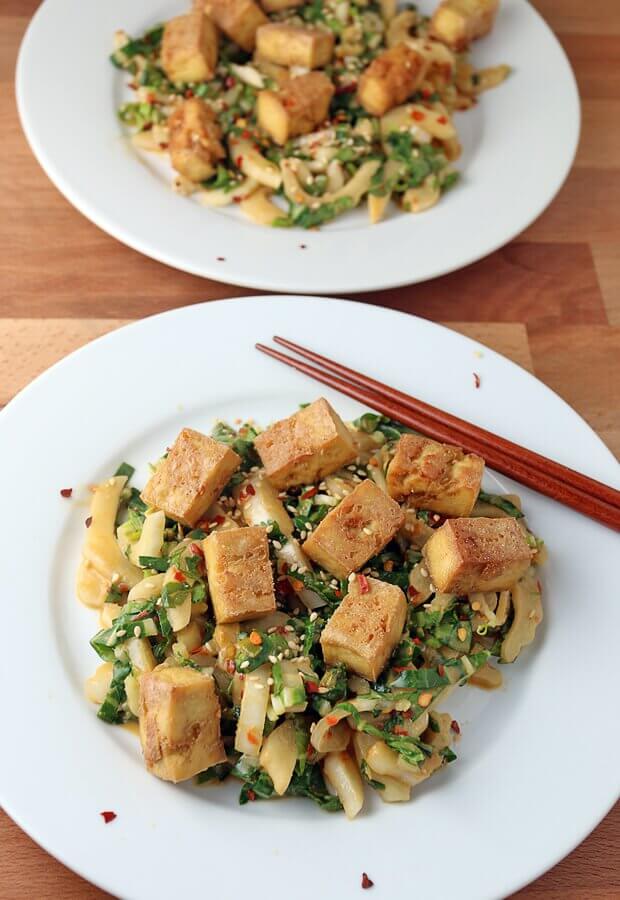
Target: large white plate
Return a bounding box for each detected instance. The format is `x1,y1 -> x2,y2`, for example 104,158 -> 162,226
16,0 -> 579,293
0,297 -> 618,900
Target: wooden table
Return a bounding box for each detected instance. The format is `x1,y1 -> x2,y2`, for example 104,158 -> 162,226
1,1 -> 618,897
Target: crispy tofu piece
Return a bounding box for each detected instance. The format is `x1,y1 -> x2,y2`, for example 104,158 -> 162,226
257,73 -> 334,145
423,516 -> 533,594
430,0 -> 499,51
161,2 -> 219,84
260,0 -> 304,11
303,479 -> 404,579
358,42 -> 428,116
141,427 -> 240,527
205,0 -> 267,52
254,398 -> 356,489
168,98 -> 226,182
139,665 -> 226,783
256,24 -> 334,69
320,576 -> 407,680
203,526 -> 276,623
387,434 -> 484,516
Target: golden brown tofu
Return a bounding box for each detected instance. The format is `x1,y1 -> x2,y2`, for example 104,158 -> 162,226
387,434 -> 484,516
260,0 -> 304,11
203,526 -> 276,623
168,98 -> 226,182
358,43 -> 428,116
205,0 -> 267,52
303,479 -> 404,579
256,24 -> 334,69
139,665 -> 226,783
320,576 -> 407,680
141,427 -> 240,527
161,2 -> 218,84
423,517 -> 533,594
430,0 -> 499,51
256,73 -> 334,145
254,398 -> 356,489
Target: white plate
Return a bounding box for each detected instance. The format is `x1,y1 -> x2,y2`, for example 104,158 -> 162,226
0,296 -> 618,900
16,0 -> 579,293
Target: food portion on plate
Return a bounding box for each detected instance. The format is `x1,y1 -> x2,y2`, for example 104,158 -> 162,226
80,398 -> 545,817
111,0 -> 509,229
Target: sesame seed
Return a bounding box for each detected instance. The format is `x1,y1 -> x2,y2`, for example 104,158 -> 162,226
363,527 -> 372,536
268,626 -> 278,634
266,524 -> 273,534
277,652 -> 284,661
133,626 -> 141,638
298,566 -> 308,574
300,531 -> 307,540
268,654 -> 278,664
284,625 -> 295,632
309,611 -> 318,621
357,469 -> 366,477
267,677 -> 274,686
319,482 -> 327,490
348,573 -> 356,583
292,608 -> 300,615
347,465 -> 357,471
272,540 -> 282,550
420,567 -> 428,577
352,475 -> 361,482
240,660 -> 250,669
115,629 -> 126,638
255,683 -> 265,690
287,641 -> 297,650
433,514 -> 441,521
305,523 -> 313,532
286,505 -> 296,513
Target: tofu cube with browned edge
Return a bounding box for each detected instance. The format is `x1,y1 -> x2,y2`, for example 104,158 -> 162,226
256,24 -> 334,69
161,1 -> 219,84
139,665 -> 226,783
321,576 -> 407,680
254,397 -> 356,489
423,516 -> 533,594
303,479 -> 404,579
141,427 -> 240,527
387,434 -> 484,516
203,526 -> 276,623
430,0 -> 499,51
256,73 -> 334,145
168,98 -> 226,182
358,43 -> 428,116
205,0 -> 267,51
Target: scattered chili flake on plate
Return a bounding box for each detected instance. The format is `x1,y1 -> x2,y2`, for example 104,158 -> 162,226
216,256 -> 226,261
85,516 -> 93,528
299,244 -> 307,249
473,372 -> 481,388
100,811 -> 117,824
451,720 -> 461,734
357,573 -> 370,593
361,872 -> 374,889
60,487 -> 73,498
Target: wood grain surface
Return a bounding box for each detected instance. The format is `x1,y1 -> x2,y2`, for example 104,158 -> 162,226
0,1 -> 618,898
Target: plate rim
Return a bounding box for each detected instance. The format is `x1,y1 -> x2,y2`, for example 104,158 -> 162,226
15,0 -> 581,293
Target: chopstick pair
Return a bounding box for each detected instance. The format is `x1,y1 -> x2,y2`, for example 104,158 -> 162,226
256,336 -> 620,532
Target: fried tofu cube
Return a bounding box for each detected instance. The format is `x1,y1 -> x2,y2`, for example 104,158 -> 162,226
203,526 -> 276,623
161,2 -> 219,84
303,479 -> 404,579
141,427 -> 240,527
257,73 -> 334,144
139,665 -> 226,783
168,98 -> 226,182
254,398 -> 356,489
260,0 -> 304,11
430,0 -> 499,51
256,24 -> 334,69
205,0 -> 267,52
386,434 -> 484,516
423,516 -> 533,594
320,576 -> 407,680
358,43 -> 428,116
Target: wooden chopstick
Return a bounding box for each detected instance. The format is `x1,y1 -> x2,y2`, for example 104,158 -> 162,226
272,335 -> 620,513
255,341 -> 620,531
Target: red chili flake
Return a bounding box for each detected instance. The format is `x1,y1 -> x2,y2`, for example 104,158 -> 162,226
411,109 -> 426,121
85,516 -> 93,528
185,88 -> 194,98
334,589 -> 342,598
225,76 -> 236,88
191,644 -> 206,654
127,81 -> 137,90
246,789 -> 256,802
142,122 -> 153,132
189,542 -> 205,559
100,811 -> 117,824
393,727 -> 409,736
213,515 -> 225,526
60,488 -> 73,498
299,244 -> 307,250
305,681 -> 320,694
392,665 -> 413,673
438,664 -> 445,677
473,372 -> 481,389
235,155 -> 244,169
216,256 -> 226,261
357,573 -> 370,594
335,82 -> 357,95
412,637 -> 422,646
407,586 -> 419,599
301,486 -> 317,499
174,570 -> 186,583
451,720 -> 460,734
421,87 -> 433,99
159,142 -> 169,150
361,873 -> 374,889
246,484 -> 256,496
402,709 -> 412,719
226,659 -> 236,674
241,129 -> 251,139
132,608 -> 151,621
437,115 -> 448,124
233,196 -> 243,203
117,583 -> 129,594
326,715 -> 339,726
